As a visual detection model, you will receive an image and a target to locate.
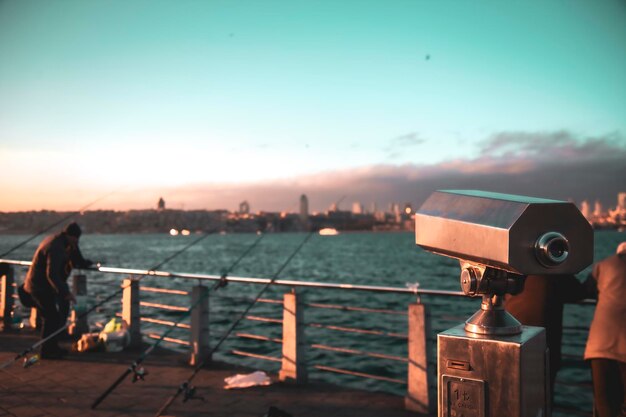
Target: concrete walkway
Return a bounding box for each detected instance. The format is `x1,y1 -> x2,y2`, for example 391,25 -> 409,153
0,330 -> 419,417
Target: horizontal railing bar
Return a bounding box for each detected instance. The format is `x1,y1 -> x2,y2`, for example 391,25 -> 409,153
307,322 -> 408,339
140,286 -> 189,295
140,301 -> 188,312
310,343 -> 408,362
236,332 -> 282,344
214,294 -> 283,305
140,317 -> 191,329
258,298 -> 283,304
305,302 -> 406,316
145,333 -> 190,346
91,283 -> 122,290
313,365 -> 406,385
0,259 -> 464,297
245,315 -> 282,324
0,259 -> 599,304
230,350 -> 281,363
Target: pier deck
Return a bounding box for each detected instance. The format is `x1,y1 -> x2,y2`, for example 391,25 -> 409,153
0,331 -> 418,417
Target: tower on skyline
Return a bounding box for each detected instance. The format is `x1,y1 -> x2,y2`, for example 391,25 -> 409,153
593,200 -> 603,217
580,200 -> 590,219
618,192 -> 626,211
157,197 -> 165,211
299,194 -> 309,221
239,200 -> 250,215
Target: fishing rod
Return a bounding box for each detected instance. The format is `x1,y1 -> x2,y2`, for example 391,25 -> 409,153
154,231 -> 315,417
90,232 -> 266,409
0,187 -> 124,258
0,229 -> 217,370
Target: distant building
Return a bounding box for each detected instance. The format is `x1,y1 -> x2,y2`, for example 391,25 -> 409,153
299,194 -> 309,222
352,201 -> 364,215
613,192 -> 626,227
618,192 -> 626,211
239,201 -> 250,215
157,197 -> 165,211
390,203 -> 401,223
593,200 -> 603,217
580,200 -> 591,219
374,210 -> 386,222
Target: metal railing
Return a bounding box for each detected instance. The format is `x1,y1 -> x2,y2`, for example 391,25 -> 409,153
0,259 -> 594,416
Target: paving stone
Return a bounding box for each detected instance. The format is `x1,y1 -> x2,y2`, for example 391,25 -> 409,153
0,408 -> 15,416
4,405 -> 46,417
1,332 -> 424,417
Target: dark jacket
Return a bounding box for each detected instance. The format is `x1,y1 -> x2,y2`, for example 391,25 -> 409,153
505,274 -> 587,376
24,233 -> 83,298
66,244 -> 92,274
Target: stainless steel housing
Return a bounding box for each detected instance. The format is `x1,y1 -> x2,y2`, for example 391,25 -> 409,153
415,190 -> 593,275
438,324 -> 548,417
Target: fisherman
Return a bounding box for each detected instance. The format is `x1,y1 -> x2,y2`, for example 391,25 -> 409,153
584,242 -> 626,417
23,222 -> 92,359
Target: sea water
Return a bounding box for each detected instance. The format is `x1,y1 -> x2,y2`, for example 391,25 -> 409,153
1,230 -> 623,415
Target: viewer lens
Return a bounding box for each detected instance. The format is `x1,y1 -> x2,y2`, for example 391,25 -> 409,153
535,232 -> 569,267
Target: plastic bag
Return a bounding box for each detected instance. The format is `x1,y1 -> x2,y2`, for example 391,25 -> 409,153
102,318 -> 127,333
224,371 -> 271,389
99,318 -> 130,352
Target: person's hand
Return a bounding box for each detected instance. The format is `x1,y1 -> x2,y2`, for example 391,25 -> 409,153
65,293 -> 77,303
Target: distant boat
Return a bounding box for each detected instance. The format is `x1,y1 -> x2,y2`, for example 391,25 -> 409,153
319,228 -> 339,236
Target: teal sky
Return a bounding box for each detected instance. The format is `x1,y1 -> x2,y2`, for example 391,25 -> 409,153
0,0 -> 625,210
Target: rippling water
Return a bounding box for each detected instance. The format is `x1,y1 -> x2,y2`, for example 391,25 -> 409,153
2,230 -> 624,414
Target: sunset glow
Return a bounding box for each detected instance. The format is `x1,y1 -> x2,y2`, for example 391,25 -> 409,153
1,1 -> 624,212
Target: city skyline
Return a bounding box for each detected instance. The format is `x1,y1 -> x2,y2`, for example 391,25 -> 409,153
1,1 -> 625,211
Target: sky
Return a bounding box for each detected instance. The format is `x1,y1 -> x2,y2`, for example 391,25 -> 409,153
1,0 -> 625,212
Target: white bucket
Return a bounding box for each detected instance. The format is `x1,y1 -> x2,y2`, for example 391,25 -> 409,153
99,330 -> 129,352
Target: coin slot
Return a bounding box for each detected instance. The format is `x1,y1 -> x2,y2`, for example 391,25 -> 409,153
447,359 -> 471,371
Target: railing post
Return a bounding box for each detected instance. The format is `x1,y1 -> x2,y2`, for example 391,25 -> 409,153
405,302 -> 435,415
68,274 -> 89,336
30,307 -> 39,329
0,263 -> 15,331
189,284 -> 210,365
279,289 -> 307,383
122,277 -> 142,348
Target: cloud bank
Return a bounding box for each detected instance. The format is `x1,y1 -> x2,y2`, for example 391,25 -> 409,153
160,131 -> 626,212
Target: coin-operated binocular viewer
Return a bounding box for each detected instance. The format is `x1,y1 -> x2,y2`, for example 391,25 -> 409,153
415,190 -> 593,417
